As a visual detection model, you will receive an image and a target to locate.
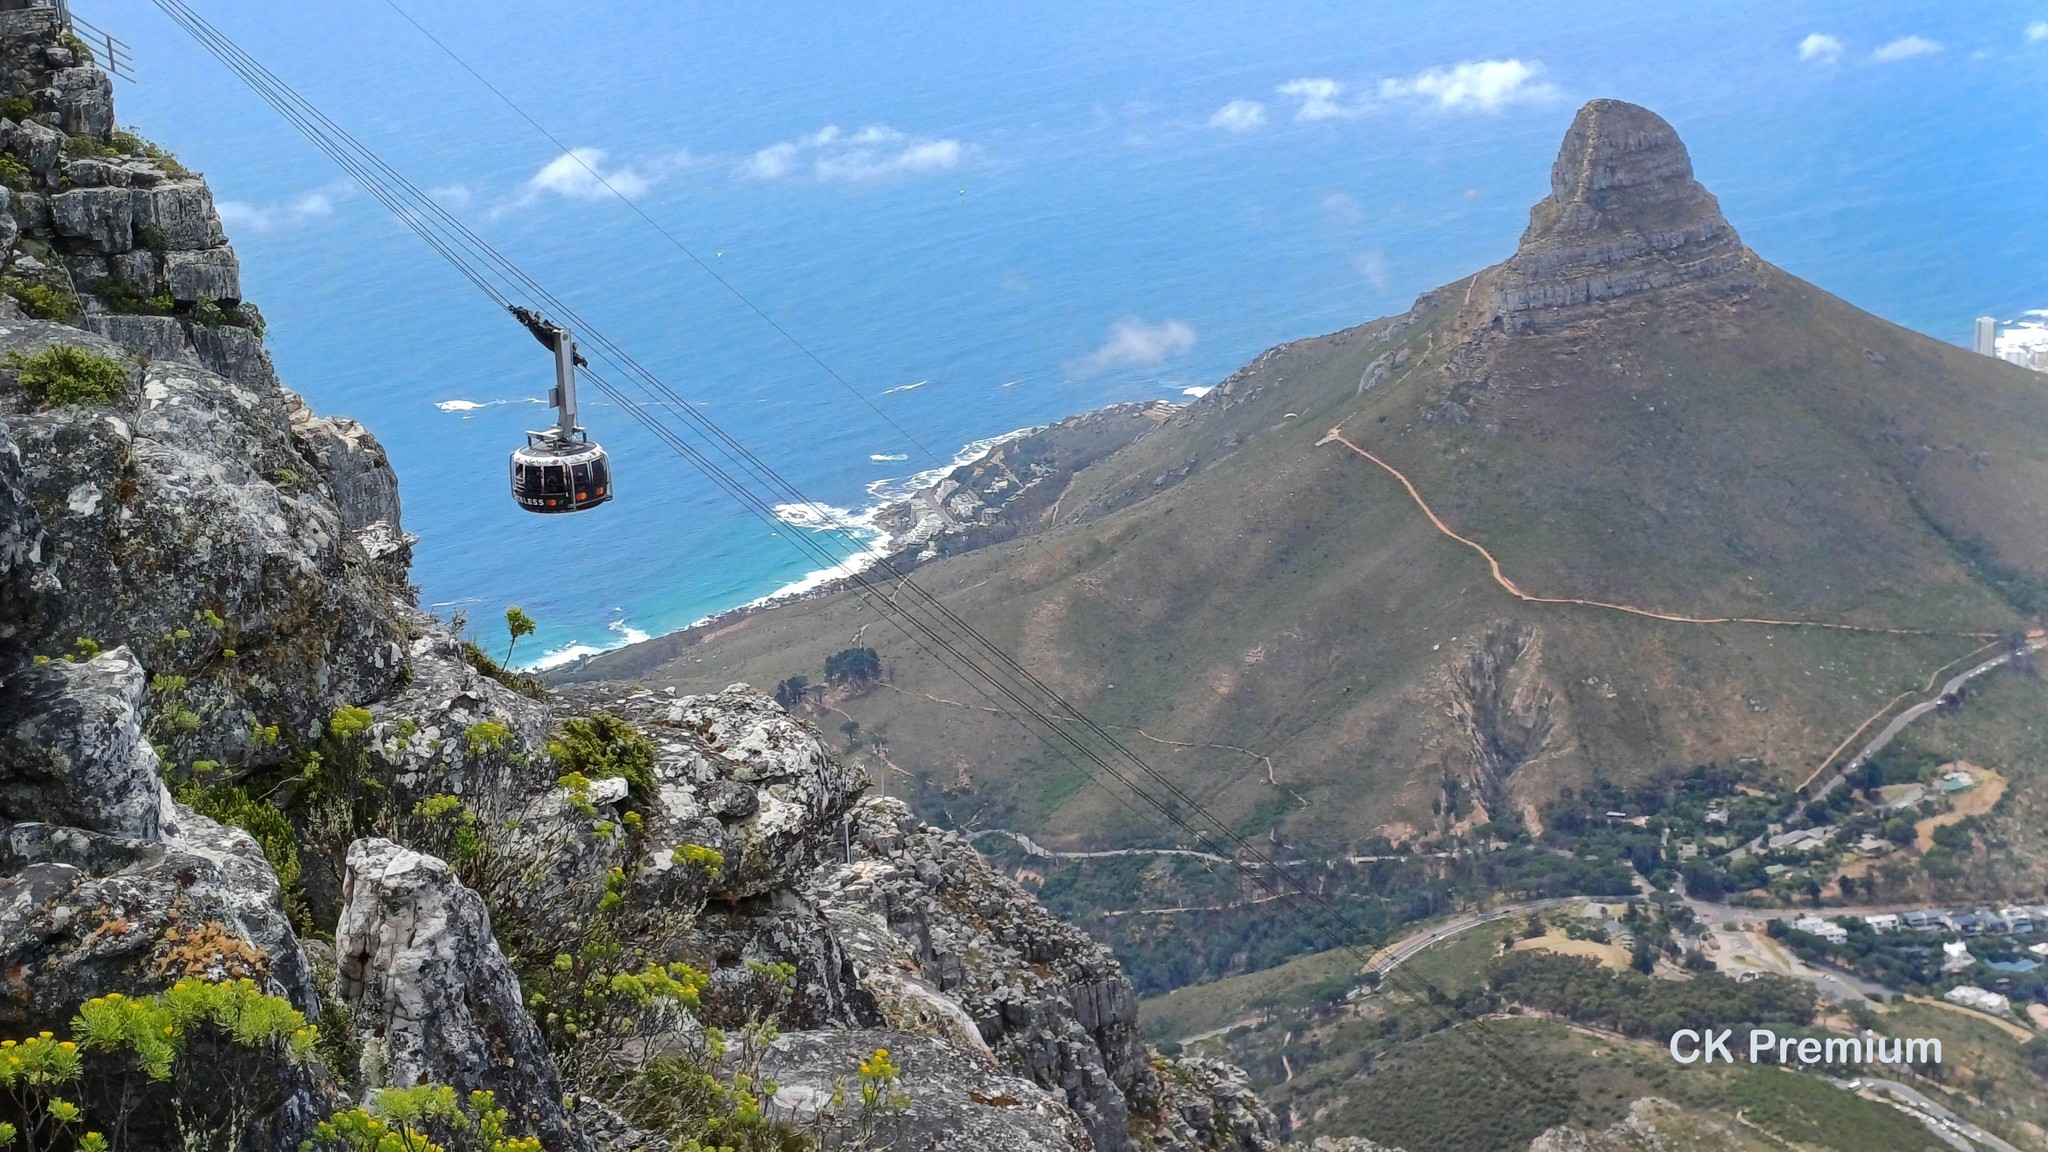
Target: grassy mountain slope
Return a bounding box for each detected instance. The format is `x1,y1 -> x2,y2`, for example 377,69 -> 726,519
579,101 -> 2048,858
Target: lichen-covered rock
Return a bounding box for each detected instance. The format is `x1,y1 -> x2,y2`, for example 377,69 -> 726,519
0,414 -> 47,650
50,183 -> 132,252
815,797 -> 1156,1152
1152,1057 -> 1286,1152
0,648 -> 317,1035
336,837 -> 590,1152
163,245 -> 242,305
759,1029 -> 1093,1152
288,393 -> 401,533
4,316 -> 408,769
0,646 -> 167,838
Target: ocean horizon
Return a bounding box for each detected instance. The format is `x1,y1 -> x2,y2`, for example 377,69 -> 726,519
95,0 -> 2048,669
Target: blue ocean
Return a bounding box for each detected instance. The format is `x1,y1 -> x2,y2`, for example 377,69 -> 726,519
98,0 -> 2048,667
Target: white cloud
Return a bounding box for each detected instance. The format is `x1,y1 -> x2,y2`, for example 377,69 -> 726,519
428,183 -> 473,208
1319,191 -> 1366,223
2027,20 -> 2047,41
1209,99 -> 1267,133
216,183 -> 347,233
524,147 -> 652,200
1277,77 -> 1357,121
1798,33 -> 1844,63
1353,249 -> 1391,291
1872,35 -> 1941,62
738,124 -> 969,183
1069,318 -> 1196,376
1378,59 -> 1558,111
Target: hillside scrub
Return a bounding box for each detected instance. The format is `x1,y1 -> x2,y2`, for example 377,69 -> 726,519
1487,950 -> 1815,1039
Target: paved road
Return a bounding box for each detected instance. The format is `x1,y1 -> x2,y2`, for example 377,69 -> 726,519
1851,1077 -> 2024,1152
1809,637 -> 2047,803
1365,897 -> 1578,978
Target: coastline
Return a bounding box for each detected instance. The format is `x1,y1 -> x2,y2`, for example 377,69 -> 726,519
544,399 -> 1179,680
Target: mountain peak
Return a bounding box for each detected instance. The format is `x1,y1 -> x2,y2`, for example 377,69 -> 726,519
1491,99 -> 1751,331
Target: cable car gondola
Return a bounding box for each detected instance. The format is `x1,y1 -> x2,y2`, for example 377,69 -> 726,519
508,306 -> 612,514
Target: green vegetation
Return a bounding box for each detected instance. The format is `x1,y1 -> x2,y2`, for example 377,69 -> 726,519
822,646 -> 880,686
503,606 -> 536,666
311,1086 -> 539,1152
5,346 -> 126,406
547,712 -> 656,806
457,639 -> 546,699
86,277 -> 173,318
1487,950 -> 1816,1040
0,152 -> 29,190
2,279 -> 79,322
16,978 -> 320,1152
175,779 -> 311,936
109,129 -> 187,177
773,675 -> 809,710
0,96 -> 32,121
1005,839 -> 1631,997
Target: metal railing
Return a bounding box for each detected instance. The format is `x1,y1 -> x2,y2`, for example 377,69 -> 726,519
52,1 -> 135,82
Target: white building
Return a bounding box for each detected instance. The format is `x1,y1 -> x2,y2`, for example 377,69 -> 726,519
1944,985 -> 2011,1015
1977,315 -> 1999,355
1794,915 -> 1849,944
1993,315 -> 2048,372
1862,913 -> 1900,933
1941,940 -> 1975,973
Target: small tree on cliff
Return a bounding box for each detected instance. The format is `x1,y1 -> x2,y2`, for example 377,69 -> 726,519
503,606 -> 536,666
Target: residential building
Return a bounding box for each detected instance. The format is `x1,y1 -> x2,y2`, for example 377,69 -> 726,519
1794,915 -> 1848,944
1945,985 -> 2012,1014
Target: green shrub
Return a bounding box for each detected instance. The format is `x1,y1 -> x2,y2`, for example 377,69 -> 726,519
62,133 -> 116,158
111,127 -> 188,177
823,645 -> 881,685
88,275 -> 174,316
0,96 -> 33,121
2,276 -> 79,321
458,640 -> 547,699
0,151 -> 28,189
548,712 -> 657,806
6,345 -> 128,406
177,781 -> 312,936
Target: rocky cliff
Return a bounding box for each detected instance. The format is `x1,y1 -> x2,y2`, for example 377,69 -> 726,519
1486,98 -> 1754,333
0,5 -> 1291,1150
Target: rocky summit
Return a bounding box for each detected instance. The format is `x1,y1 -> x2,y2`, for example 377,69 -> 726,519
0,3 -> 1300,1150
1488,99 -> 1753,332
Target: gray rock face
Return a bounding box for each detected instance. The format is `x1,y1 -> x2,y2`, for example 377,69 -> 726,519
336,838 -> 590,1152
51,184 -> 131,252
0,648 -> 317,1035
1153,1057 -> 1286,1152
287,393 -> 402,533
0,414 -> 46,648
815,798 -> 1157,1152
759,1029 -> 1093,1152
0,646 -> 167,838
1489,99 -> 1753,332
5,317 -> 408,769
163,245 -> 242,305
